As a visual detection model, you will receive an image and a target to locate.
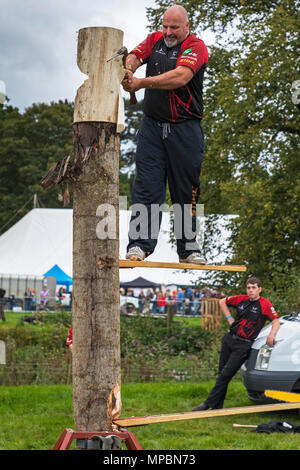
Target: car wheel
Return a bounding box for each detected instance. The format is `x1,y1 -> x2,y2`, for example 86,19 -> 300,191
126,303 -> 135,313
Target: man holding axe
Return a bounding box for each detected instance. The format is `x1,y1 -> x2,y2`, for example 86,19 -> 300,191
107,46 -> 137,105
120,5 -> 209,265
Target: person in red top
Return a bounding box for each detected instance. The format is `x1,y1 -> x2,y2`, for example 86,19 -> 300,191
192,277 -> 280,411
122,5 -> 208,265
157,292 -> 167,313
66,327 -> 72,352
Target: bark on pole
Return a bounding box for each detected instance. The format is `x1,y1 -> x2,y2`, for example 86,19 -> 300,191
72,26 -> 124,431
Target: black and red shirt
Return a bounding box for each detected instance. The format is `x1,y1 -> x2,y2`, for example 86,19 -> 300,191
130,32 -> 208,123
226,295 -> 279,341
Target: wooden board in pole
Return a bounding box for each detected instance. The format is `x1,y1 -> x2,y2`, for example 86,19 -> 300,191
113,402 -> 300,428
119,260 -> 247,272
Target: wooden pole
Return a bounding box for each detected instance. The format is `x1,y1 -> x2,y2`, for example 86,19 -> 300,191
72,27 -> 124,432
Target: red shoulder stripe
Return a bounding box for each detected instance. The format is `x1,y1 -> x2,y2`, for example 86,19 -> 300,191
259,297 -> 279,319
226,295 -> 249,306
177,34 -> 208,72
130,32 -> 163,61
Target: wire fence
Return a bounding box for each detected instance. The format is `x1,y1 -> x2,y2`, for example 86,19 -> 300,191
121,297 -> 223,330
122,297 -> 218,315
0,295 -> 71,313
0,361 -> 224,386
0,297 -> 225,385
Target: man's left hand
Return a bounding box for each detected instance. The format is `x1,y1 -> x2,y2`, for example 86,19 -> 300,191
122,70 -> 141,93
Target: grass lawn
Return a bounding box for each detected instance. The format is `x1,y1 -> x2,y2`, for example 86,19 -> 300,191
2,311 -> 203,326
1,311 -> 25,326
0,382 -> 299,450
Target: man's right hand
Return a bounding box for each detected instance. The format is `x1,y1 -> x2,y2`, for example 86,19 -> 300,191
123,69 -> 134,84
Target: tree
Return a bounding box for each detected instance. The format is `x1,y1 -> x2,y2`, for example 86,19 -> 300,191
0,100 -> 74,234
147,1 -> 300,293
204,1 -> 300,291
119,99 -> 144,207
120,99 -> 143,172
0,98 -> 140,234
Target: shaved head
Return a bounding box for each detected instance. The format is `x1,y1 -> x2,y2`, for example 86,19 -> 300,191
164,5 -> 189,22
162,5 -> 190,47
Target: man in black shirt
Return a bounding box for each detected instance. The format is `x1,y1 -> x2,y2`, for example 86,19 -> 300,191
192,277 -> 280,411
122,5 -> 208,264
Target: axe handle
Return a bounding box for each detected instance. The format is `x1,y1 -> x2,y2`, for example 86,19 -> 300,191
233,424 -> 257,428
123,56 -> 138,105
130,92 -> 137,105
124,67 -> 137,105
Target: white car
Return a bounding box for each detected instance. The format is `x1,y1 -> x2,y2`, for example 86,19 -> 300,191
241,312 -> 300,403
57,293 -> 71,306
120,295 -> 139,313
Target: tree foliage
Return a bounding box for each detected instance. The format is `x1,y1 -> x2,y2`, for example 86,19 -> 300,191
147,0 -> 300,294
1,1 -> 299,299
119,100 -> 144,206
0,100 -> 74,233
0,99 -> 140,233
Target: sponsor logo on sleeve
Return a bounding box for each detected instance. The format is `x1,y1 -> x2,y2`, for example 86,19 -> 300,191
180,50 -> 198,64
182,48 -> 192,55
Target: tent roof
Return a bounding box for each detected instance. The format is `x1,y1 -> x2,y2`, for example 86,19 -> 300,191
0,208 -> 73,277
0,208 -> 234,286
120,276 -> 160,288
44,264 -> 73,285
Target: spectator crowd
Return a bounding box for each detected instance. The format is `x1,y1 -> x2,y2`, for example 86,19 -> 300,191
1,285 -> 72,313
2,283 -> 223,317
121,286 -> 225,315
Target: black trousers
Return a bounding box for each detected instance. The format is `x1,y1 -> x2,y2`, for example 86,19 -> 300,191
127,116 -> 204,259
205,332 -> 252,409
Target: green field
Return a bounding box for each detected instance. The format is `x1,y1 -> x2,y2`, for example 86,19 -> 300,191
1,312 -> 299,450
0,382 -> 299,450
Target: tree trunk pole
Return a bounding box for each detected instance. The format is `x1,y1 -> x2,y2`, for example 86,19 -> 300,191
72,27 -> 124,431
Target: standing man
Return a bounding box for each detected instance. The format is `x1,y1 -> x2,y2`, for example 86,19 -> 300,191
122,5 -> 208,264
192,277 -> 280,411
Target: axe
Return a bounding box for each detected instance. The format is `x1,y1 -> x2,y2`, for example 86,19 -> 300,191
107,46 -> 137,105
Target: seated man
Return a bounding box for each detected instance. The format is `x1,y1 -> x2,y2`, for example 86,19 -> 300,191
40,286 -> 50,309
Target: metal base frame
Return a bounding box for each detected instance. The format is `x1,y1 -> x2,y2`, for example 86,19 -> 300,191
53,428 -> 142,450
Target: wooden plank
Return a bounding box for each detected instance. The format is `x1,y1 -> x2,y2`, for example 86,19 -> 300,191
113,402 -> 300,428
119,260 -> 246,272
265,389 -> 300,403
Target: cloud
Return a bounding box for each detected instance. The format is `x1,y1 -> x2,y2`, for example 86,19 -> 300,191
0,0 -> 155,110
1,0 -> 214,111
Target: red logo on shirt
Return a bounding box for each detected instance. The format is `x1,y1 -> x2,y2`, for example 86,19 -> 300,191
237,319 -> 260,338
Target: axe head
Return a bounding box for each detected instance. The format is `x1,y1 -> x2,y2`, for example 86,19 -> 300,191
107,46 -> 128,62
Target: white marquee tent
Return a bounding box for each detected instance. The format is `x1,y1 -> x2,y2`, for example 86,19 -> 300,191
0,208 -> 235,290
